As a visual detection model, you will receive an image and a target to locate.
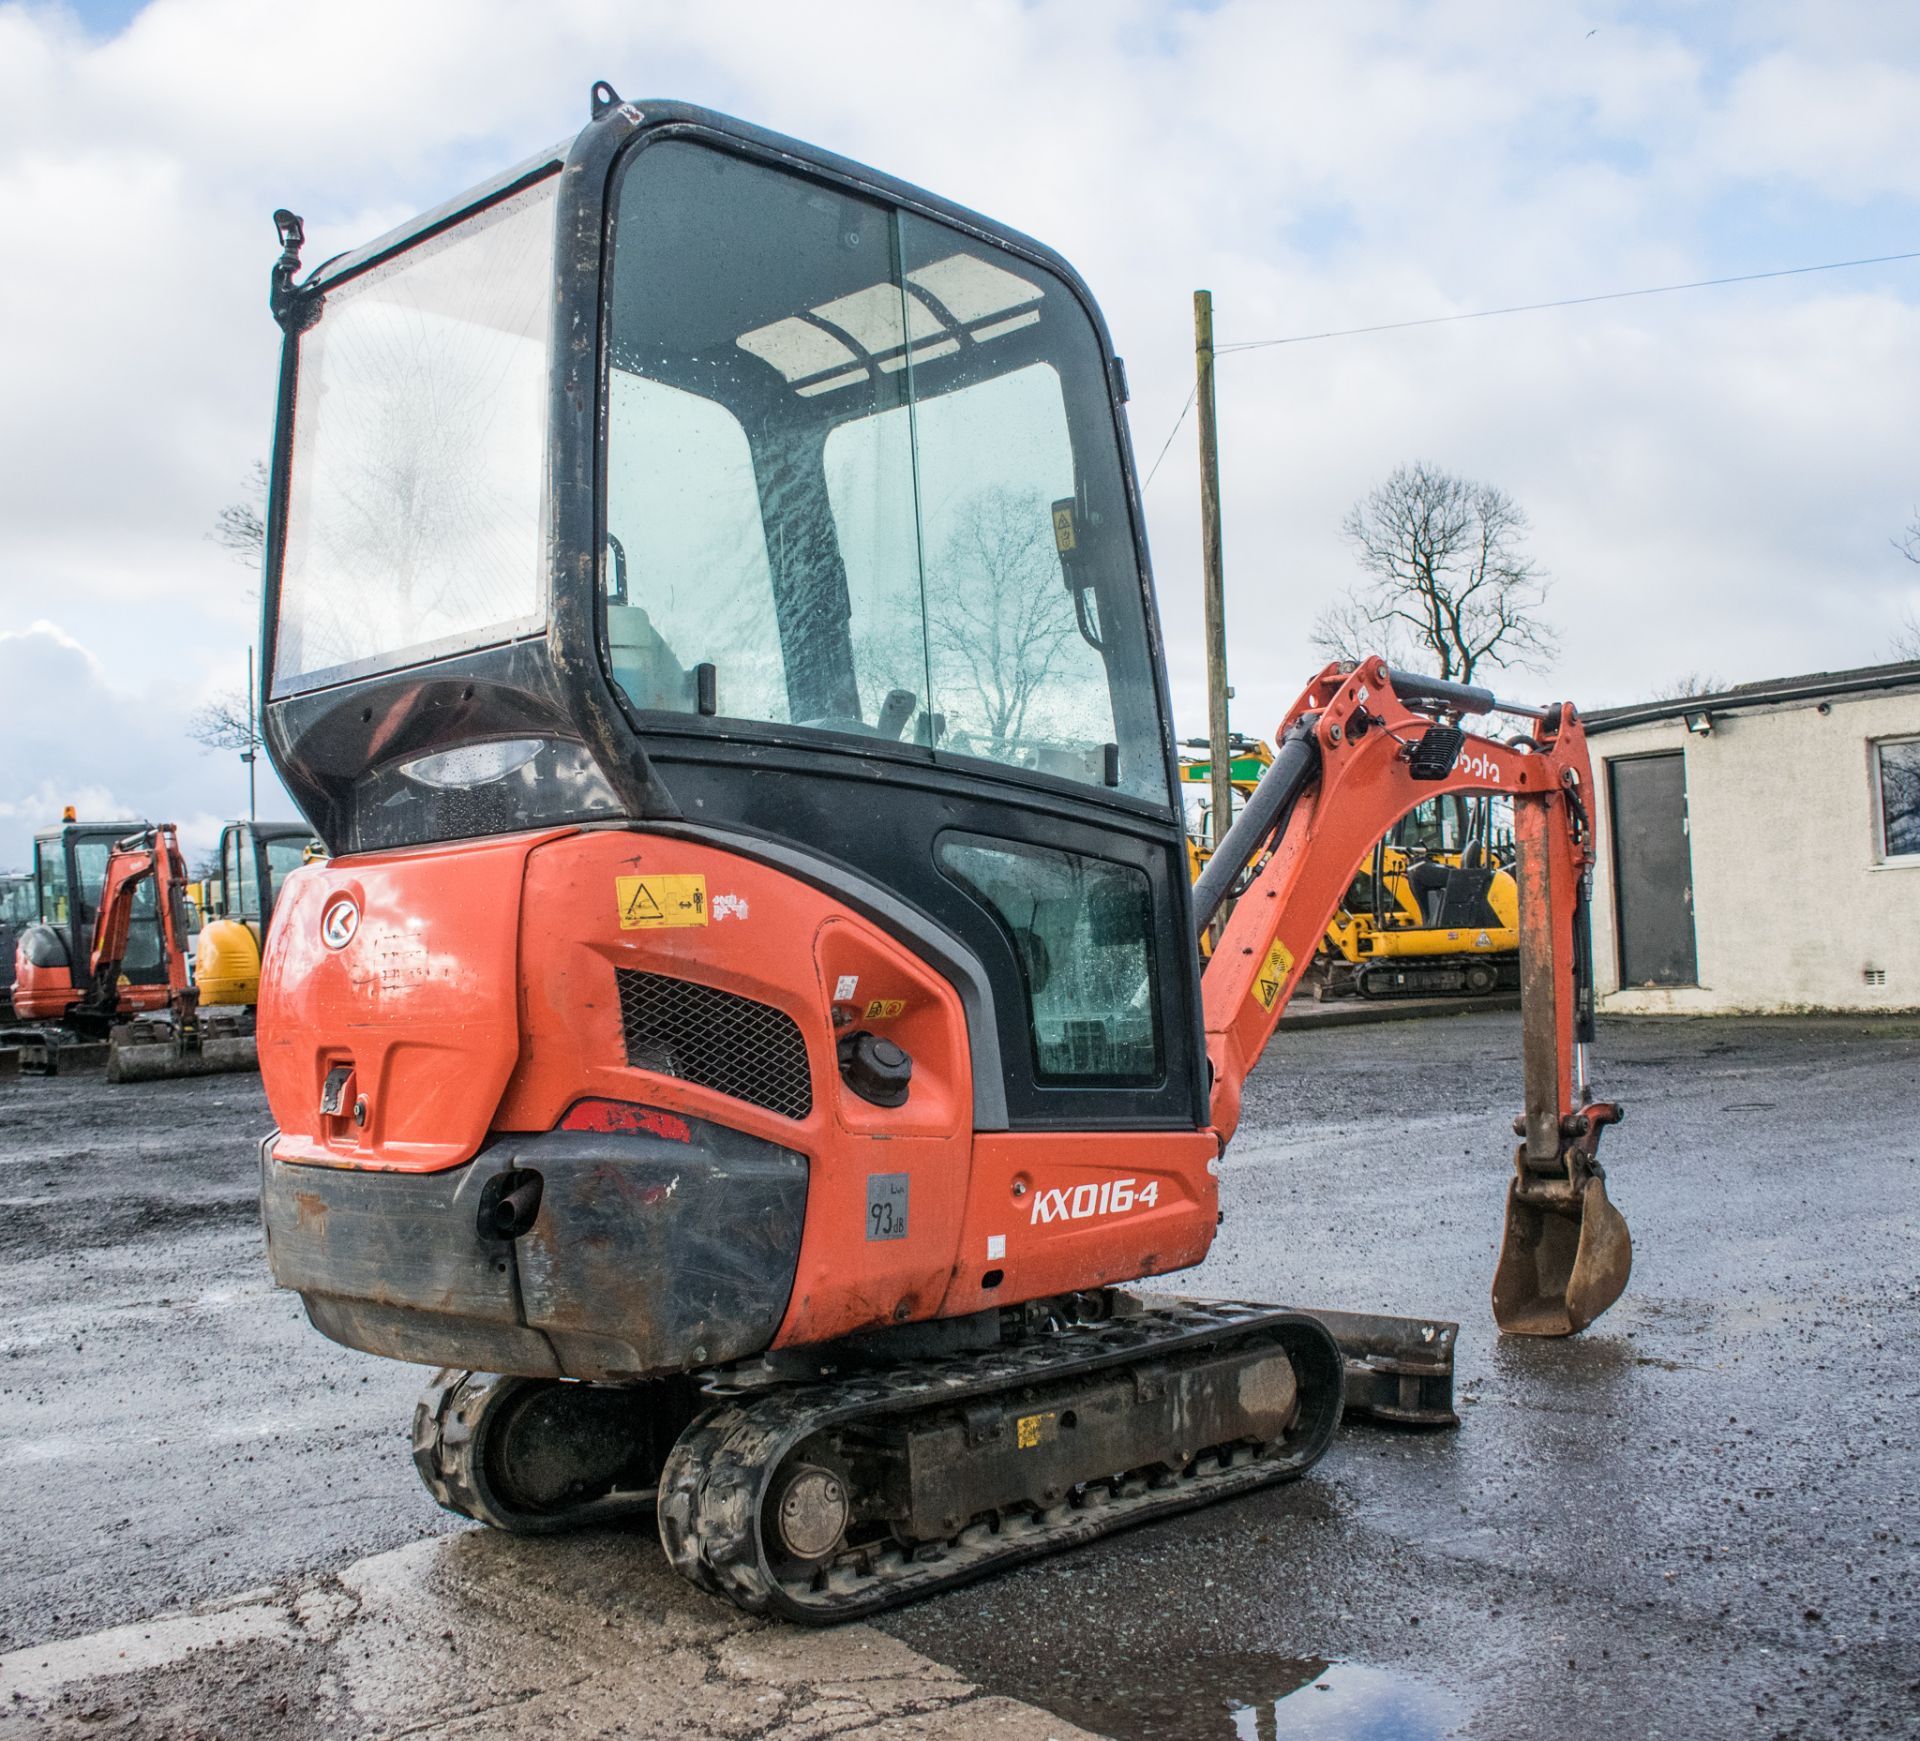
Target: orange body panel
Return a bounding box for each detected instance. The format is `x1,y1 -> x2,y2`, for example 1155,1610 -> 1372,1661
10,956 -> 75,1020
259,831 -> 563,1170
10,958 -> 170,1021
935,1130 -> 1220,1320
257,825 -> 1223,1350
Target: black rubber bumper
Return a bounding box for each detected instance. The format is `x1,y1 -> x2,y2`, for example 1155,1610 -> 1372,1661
260,1117 -> 808,1381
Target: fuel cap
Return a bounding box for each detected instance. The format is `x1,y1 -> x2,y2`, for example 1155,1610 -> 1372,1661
837,1030 -> 912,1107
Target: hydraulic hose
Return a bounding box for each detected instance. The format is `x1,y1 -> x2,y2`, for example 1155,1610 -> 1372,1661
1192,719 -> 1321,941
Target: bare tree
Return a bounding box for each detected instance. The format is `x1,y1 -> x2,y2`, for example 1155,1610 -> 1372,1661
186,691 -> 258,753
1311,592 -> 1418,671
194,467 -> 271,816
1882,511 -> 1920,656
927,488 -> 1082,745
186,684 -> 262,821
1315,462 -> 1556,683
1649,672 -> 1728,701
209,460 -> 269,566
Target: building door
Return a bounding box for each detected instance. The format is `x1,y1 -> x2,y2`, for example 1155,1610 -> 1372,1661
1609,752 -> 1697,987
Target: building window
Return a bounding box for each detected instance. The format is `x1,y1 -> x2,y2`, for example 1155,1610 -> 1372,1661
1873,737 -> 1920,863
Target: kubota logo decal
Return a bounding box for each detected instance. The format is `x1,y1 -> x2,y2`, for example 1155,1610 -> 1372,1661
320,895 -> 359,950
1456,749 -> 1502,784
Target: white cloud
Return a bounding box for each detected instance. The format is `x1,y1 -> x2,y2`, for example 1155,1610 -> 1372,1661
0,620 -> 283,869
0,0 -> 1914,828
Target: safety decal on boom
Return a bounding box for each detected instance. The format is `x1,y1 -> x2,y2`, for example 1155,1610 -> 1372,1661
615,874 -> 708,929
1251,938 -> 1294,1012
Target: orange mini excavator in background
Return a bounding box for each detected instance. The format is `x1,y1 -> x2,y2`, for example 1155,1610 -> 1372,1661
251,89 -> 1631,1620
10,824 -> 257,1081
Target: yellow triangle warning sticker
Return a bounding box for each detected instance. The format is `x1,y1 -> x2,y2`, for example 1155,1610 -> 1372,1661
1250,938 -> 1295,1013
615,873 -> 709,929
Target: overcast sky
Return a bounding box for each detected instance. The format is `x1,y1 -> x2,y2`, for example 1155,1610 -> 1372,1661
2,0 -> 1917,869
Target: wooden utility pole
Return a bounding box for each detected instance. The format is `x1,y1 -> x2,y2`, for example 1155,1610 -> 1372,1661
1193,289 -> 1233,865
242,648 -> 258,822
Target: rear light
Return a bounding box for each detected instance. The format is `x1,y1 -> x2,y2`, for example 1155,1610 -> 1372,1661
558,1098 -> 692,1142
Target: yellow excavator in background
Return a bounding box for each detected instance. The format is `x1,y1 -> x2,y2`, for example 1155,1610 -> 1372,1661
194,821 -> 325,1010
1177,734 -> 1271,884
1180,747 -> 1519,998
1321,792 -> 1520,998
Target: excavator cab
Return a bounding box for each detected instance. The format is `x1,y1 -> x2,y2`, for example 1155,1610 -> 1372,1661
10,820 -> 169,1023
196,821 -> 326,1007
252,91 -> 1629,1617
262,96 -> 1200,1138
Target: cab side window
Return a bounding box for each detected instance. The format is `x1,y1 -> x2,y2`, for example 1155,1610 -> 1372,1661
235,836 -> 261,923
938,833 -> 1161,1085
38,846 -> 69,926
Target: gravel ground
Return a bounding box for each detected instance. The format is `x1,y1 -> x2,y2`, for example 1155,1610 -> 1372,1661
1,1013 -> 1915,1739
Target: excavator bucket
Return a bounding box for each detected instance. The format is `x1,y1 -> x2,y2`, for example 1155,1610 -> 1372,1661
1491,1164 -> 1632,1337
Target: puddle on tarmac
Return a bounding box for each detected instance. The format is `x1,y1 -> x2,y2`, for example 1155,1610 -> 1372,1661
1031,1652 -> 1459,1741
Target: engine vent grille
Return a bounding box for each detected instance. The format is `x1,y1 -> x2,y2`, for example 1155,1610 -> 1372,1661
1864,967 -> 1888,987
614,969 -> 813,1121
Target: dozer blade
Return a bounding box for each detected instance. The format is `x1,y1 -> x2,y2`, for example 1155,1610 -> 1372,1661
1492,1169 -> 1632,1337
106,1032 -> 258,1084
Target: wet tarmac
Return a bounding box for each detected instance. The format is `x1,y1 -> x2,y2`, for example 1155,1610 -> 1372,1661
1,1014 -> 1915,1738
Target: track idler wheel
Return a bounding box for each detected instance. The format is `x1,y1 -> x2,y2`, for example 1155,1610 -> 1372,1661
768,1458 -> 851,1569
411,1370 -> 661,1533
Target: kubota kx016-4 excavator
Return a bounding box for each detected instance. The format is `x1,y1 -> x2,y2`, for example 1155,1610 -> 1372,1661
252,89 -> 1631,1621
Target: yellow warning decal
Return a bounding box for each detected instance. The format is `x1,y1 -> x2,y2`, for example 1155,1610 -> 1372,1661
1250,938 -> 1294,1013
864,998 -> 907,1020
615,873 -> 708,930
1051,503 -> 1077,552
1015,1411 -> 1057,1450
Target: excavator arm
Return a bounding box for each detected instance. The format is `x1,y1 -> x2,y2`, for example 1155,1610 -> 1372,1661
1195,659 -> 1631,1336
77,826 -> 200,1050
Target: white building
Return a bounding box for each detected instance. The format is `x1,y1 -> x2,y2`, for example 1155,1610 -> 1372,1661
1584,661 -> 1920,1014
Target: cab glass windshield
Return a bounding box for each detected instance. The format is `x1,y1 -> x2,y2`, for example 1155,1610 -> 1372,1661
273,175 -> 558,695
602,140 -> 1168,805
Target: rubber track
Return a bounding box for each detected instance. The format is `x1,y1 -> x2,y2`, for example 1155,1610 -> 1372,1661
657,1298 -> 1343,1622
411,1370 -> 655,1534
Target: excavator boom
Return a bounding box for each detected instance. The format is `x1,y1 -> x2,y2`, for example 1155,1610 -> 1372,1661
1195,660 -> 1631,1334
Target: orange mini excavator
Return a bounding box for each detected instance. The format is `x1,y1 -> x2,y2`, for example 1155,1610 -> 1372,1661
252,89 -> 1631,1620
10,823 -> 255,1081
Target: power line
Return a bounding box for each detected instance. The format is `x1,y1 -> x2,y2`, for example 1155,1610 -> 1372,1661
1141,381 -> 1198,489
1139,246 -> 1920,487
1214,249 -> 1920,353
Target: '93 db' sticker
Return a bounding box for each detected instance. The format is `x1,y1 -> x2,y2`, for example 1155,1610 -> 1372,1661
1250,939 -> 1294,1012
867,1173 -> 908,1240
615,874 -> 708,929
